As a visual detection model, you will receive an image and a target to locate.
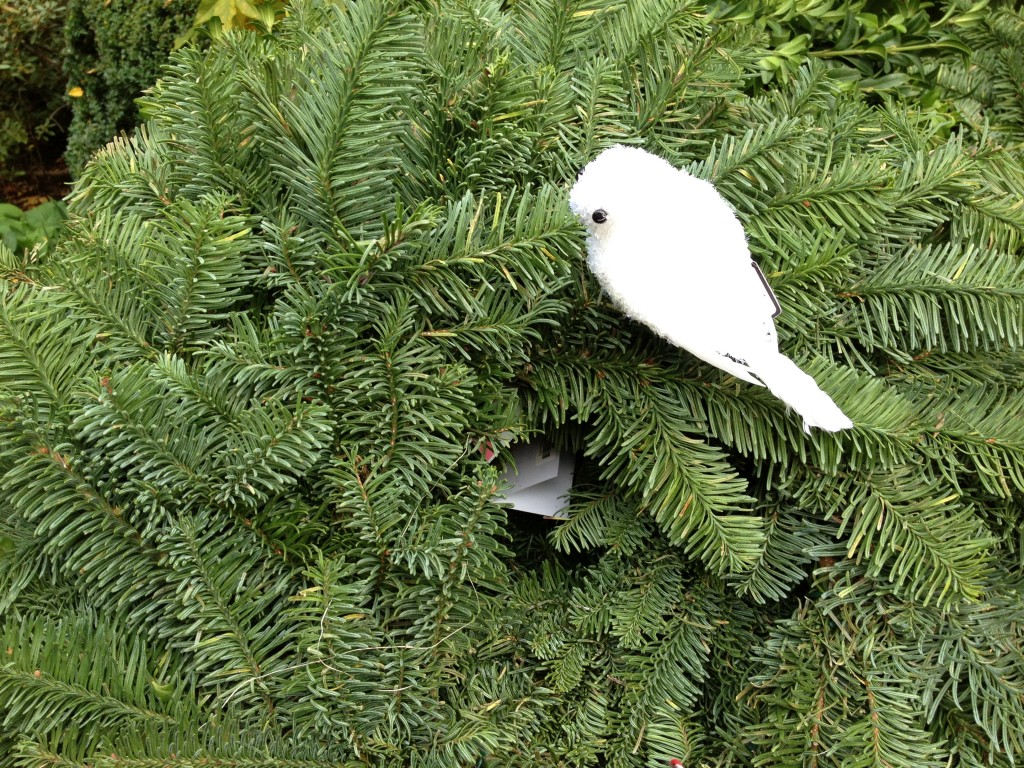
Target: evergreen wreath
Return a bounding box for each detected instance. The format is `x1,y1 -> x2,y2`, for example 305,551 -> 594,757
2,1 -> 1023,766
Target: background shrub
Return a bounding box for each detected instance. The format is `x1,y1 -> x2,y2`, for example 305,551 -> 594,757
710,0 -> 989,100
0,0 -> 68,174
63,0 -> 200,176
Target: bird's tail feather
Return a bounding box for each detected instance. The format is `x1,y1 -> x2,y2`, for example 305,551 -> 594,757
749,353 -> 853,433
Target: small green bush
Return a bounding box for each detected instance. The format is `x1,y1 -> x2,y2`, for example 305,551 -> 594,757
0,200 -> 67,255
63,0 -> 200,176
0,0 -> 68,171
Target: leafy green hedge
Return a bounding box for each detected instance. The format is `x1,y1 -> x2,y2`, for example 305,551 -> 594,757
710,0 -> 990,98
2,1 -> 1024,767
63,0 -> 199,176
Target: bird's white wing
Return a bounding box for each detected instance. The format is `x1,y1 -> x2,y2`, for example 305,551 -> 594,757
591,215 -> 780,384
658,263 -> 780,386
653,173 -> 781,378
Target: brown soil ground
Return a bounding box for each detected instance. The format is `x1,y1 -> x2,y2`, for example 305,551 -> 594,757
1,155 -> 73,208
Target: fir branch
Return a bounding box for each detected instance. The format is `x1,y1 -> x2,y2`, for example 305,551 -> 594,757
0,284 -> 98,417
0,616 -> 178,747
143,195 -> 259,353
832,466 -> 993,608
165,514 -> 298,711
730,503 -> 829,603
846,242 -> 1024,356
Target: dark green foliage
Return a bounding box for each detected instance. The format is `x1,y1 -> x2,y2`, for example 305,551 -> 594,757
63,0 -> 200,176
0,0 -> 67,171
2,1 -> 1024,766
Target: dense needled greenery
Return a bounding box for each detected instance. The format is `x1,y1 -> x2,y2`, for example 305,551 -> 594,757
2,1 -> 1024,766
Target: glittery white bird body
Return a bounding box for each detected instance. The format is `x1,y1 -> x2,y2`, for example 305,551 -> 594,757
569,145 -> 852,432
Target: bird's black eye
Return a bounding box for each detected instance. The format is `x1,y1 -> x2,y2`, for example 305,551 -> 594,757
592,209 -> 608,224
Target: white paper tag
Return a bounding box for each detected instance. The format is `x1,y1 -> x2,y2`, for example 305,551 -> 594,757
495,439 -> 573,518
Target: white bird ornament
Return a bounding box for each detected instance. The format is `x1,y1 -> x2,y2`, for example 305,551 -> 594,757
569,144 -> 853,433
